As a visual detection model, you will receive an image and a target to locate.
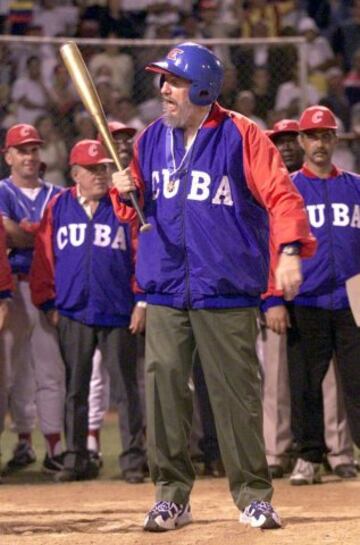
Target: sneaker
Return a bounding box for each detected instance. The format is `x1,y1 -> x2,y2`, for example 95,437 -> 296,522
54,460 -> 99,483
290,458 -> 322,485
333,463 -> 358,479
240,500 -> 281,529
1,441 -> 36,475
123,468 -> 145,484
42,454 -> 64,474
88,450 -> 103,469
268,464 -> 284,479
144,501 -> 192,532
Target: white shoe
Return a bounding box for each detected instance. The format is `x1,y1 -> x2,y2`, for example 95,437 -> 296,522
290,458 -> 322,485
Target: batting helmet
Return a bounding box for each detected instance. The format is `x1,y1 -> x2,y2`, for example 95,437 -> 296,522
146,42 -> 224,106
299,106 -> 337,131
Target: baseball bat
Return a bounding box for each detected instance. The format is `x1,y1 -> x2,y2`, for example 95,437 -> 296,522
60,41 -> 151,232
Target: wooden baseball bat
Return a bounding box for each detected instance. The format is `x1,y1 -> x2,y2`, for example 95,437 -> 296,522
60,41 -> 151,232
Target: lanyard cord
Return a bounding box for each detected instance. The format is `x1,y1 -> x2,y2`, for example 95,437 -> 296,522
168,108 -> 210,181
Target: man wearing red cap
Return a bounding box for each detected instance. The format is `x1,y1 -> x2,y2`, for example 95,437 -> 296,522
264,105 -> 360,484
30,140 -> 147,482
0,123 -> 66,477
262,118 -> 356,480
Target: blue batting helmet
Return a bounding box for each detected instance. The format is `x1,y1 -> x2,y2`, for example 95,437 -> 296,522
146,42 -> 224,106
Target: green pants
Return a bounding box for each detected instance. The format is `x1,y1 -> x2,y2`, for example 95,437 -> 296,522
145,305 -> 273,510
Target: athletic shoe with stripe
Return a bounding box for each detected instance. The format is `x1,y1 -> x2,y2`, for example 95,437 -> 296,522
144,501 -> 192,532
240,500 -> 281,529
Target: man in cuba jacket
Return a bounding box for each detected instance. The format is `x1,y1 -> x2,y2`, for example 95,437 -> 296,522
30,140 -> 146,482
264,105 -> 360,485
113,42 -> 317,531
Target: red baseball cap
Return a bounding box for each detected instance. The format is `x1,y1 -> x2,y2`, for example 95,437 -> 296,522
299,106 -> 337,131
69,140 -> 113,166
264,129 -> 274,138
271,119 -> 299,137
97,121 -> 136,142
4,124 -> 43,150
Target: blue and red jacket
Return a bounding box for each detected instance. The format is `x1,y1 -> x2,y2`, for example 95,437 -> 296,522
0,215 -> 13,299
263,165 -> 360,310
0,177 -> 60,274
129,103 -> 316,309
30,187 -> 143,327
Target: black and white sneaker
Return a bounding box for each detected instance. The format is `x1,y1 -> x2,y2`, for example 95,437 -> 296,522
1,441 -> 36,475
144,501 -> 192,532
42,454 -> 64,474
240,500 -> 281,529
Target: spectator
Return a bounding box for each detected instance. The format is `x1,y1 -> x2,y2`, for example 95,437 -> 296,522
11,55 -> 53,125
33,0 -> 78,37
344,47 -> 360,105
73,111 -> 97,144
35,114 -> 68,187
332,0 -> 360,71
297,16 -> 335,95
218,64 -> 239,109
234,90 -> 266,129
111,97 -> 145,132
275,65 -> 321,116
88,31 -> 135,99
320,67 -> 351,130
239,0 -> 297,38
251,65 -> 276,122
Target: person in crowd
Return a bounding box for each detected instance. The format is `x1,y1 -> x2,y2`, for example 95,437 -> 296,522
30,139 -> 147,483
264,105 -> 360,485
113,41 -> 316,532
0,123 -> 65,476
11,55 -> 53,125
35,114 -> 68,187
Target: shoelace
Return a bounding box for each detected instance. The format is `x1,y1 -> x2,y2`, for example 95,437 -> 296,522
152,501 -> 180,515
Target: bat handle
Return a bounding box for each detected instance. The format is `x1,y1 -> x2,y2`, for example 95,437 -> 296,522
128,191 -> 152,232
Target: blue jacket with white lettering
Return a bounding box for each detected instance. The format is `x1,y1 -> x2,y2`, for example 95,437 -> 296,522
263,165 -> 360,310
129,103 -> 316,309
30,187 -> 143,327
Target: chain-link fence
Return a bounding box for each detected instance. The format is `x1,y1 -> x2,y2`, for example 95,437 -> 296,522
1,35 -> 359,182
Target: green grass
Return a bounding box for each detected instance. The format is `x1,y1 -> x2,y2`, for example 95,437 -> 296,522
0,412 -> 124,484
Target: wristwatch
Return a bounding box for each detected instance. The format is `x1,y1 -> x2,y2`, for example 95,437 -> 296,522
281,244 -> 301,256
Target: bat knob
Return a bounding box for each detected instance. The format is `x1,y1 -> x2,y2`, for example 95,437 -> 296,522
140,223 -> 152,233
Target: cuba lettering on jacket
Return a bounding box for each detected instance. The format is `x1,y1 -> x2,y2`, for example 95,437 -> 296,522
131,103 -> 316,309
30,187 -> 142,327
263,165 -> 360,311
0,178 -> 60,274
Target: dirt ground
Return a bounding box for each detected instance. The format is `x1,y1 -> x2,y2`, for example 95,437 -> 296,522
0,473 -> 359,545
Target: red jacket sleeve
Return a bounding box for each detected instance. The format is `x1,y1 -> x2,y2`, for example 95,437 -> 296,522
232,115 -> 316,257
29,199 -> 57,310
0,215 -> 13,296
232,115 -> 317,298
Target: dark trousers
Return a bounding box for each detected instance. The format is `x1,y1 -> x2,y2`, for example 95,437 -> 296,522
57,315 -> 146,473
287,305 -> 360,463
